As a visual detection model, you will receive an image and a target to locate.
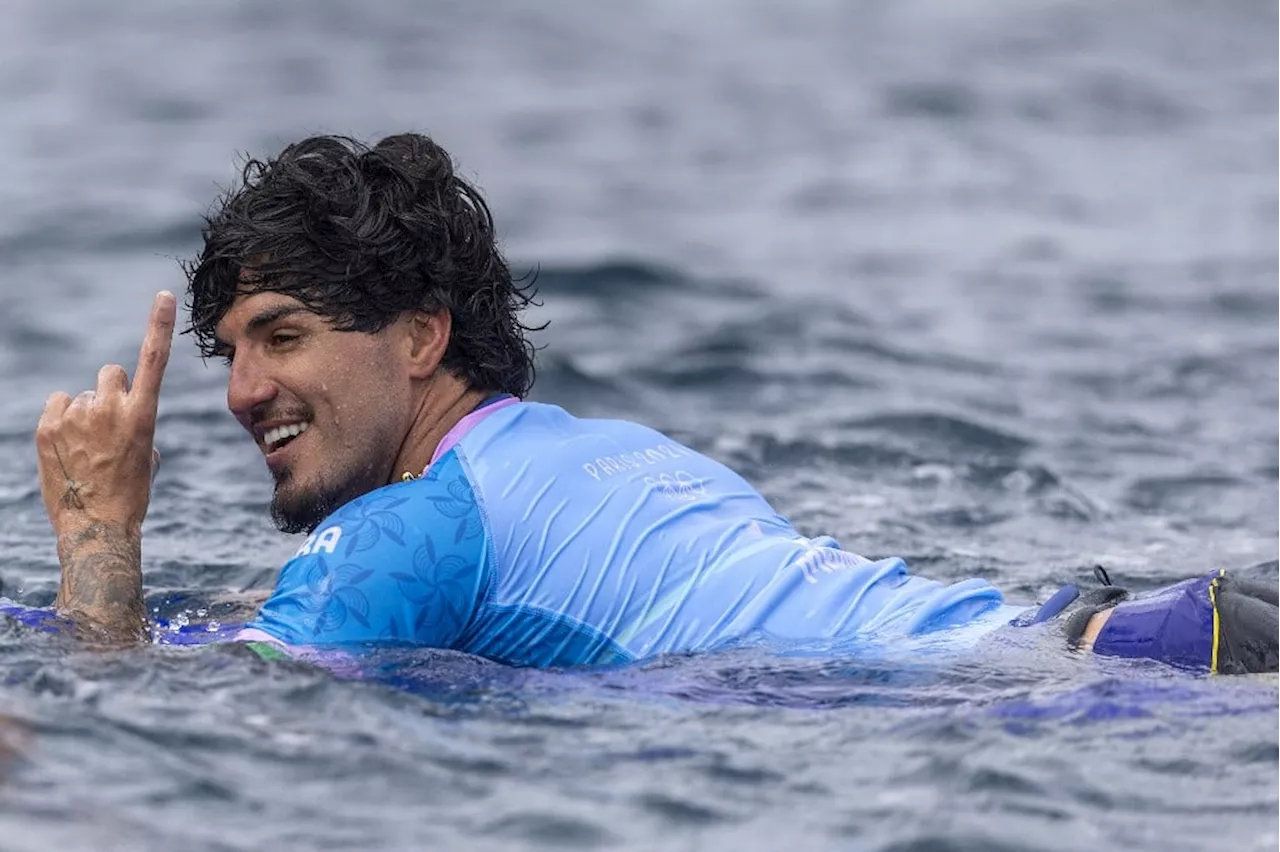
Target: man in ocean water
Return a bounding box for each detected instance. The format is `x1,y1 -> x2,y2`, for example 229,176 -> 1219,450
29,134 -> 1278,674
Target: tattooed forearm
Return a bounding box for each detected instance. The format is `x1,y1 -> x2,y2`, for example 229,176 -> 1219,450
55,522 -> 147,644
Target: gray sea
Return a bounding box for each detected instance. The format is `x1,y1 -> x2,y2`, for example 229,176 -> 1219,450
0,1 -> 1276,850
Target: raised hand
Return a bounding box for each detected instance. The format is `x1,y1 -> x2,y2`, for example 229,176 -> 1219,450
34,291 -> 176,642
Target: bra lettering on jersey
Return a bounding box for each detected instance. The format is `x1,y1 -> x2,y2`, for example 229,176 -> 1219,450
295,525 -> 342,557
582,442 -> 688,481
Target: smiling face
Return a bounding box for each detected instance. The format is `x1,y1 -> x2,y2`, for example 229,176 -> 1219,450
214,290 -> 417,533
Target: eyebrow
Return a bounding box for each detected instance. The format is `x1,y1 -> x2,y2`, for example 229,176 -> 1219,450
246,305 -> 312,333
212,305 -> 313,354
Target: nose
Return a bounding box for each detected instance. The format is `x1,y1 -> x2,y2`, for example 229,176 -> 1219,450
226,352 -> 278,425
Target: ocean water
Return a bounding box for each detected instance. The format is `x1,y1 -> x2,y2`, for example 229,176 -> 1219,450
0,1 -> 1276,850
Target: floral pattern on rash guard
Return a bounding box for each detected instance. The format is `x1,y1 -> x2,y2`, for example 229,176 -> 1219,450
246,450 -> 488,649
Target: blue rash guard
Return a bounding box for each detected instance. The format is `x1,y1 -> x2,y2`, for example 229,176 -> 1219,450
239,400 -> 1027,667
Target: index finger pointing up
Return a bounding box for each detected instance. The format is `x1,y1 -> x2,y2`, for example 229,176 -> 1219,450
131,290 -> 177,410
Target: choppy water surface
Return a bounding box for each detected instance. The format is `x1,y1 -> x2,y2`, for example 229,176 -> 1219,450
0,1 -> 1275,850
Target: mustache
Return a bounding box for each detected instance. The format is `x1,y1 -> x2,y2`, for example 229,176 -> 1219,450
248,405 -> 313,429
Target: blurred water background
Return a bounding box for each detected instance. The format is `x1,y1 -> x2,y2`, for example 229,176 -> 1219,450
0,1 -> 1276,850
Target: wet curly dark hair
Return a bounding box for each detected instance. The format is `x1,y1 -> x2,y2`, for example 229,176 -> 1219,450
184,133 -> 539,397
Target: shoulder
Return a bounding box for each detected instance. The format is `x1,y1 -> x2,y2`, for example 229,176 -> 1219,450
293,449 -> 481,562
456,400 -> 695,466
249,450 -> 490,647
458,400 -> 679,445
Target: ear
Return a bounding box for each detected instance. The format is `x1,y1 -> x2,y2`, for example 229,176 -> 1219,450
403,309 -> 452,379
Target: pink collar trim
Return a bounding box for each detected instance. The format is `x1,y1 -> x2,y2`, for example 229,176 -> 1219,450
426,396 -> 520,472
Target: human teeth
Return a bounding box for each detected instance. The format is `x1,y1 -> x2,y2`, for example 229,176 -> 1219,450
265,422 -> 309,448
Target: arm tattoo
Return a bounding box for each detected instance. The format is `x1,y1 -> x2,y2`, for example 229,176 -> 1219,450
55,522 -> 148,644
52,444 -> 85,511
